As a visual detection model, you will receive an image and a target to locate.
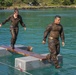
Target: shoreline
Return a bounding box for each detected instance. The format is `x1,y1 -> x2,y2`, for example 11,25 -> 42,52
0,5 -> 76,10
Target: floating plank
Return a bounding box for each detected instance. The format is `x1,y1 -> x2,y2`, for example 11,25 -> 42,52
1,45 -> 46,60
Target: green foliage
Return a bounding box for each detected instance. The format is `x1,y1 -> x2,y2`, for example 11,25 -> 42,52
70,0 -> 74,4
13,0 -> 23,4
74,0 -> 76,4
23,0 -> 34,4
0,0 -> 13,6
0,0 -> 5,6
4,0 -> 13,6
0,0 -> 76,7
37,0 -> 52,6
63,0 -> 72,5
51,0 -> 61,4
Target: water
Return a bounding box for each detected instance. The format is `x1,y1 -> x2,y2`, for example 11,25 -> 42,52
0,8 -> 76,75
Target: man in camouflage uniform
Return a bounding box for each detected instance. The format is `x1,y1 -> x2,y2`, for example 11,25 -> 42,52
42,15 -> 65,69
0,8 -> 26,49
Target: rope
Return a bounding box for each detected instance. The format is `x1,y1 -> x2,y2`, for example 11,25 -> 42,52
0,62 -> 32,75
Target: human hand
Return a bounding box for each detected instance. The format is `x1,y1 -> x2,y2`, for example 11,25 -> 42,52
42,40 -> 46,44
24,27 -> 26,30
62,42 -> 65,46
0,24 -> 2,27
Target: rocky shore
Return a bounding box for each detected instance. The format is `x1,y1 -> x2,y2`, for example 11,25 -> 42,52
0,5 -> 76,10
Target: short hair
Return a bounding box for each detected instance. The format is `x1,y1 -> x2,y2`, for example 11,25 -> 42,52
14,8 -> 19,13
55,15 -> 61,19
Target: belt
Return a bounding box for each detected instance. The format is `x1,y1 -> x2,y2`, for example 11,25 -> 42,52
49,37 -> 53,40
49,37 -> 59,41
10,26 -> 18,29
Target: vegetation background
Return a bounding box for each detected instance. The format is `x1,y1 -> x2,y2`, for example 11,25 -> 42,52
0,0 -> 76,8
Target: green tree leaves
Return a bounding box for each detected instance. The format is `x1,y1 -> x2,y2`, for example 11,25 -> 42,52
63,0 -> 71,5
0,0 -> 76,7
0,0 -> 13,6
4,0 -> 13,6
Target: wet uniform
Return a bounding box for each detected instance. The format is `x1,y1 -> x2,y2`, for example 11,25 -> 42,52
1,15 -> 26,49
43,23 -> 65,67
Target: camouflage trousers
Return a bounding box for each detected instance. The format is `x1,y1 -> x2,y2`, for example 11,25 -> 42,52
10,28 -> 18,49
48,39 -> 60,67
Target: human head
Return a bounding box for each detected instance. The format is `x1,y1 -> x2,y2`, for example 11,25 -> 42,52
54,15 -> 61,24
14,8 -> 19,16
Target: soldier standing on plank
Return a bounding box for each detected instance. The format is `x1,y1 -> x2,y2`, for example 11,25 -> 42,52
0,8 -> 26,49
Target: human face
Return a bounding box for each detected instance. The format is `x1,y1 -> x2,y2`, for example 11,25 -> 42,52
14,11 -> 19,17
54,17 -> 61,24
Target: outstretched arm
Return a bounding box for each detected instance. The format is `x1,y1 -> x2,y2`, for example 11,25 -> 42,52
1,15 -> 11,25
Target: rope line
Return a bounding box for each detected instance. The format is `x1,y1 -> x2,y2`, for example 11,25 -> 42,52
0,62 -> 32,75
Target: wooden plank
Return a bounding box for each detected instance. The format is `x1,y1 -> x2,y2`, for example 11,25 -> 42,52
1,45 -> 46,60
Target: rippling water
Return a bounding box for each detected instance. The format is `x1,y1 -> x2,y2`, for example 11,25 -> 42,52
0,8 -> 76,75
